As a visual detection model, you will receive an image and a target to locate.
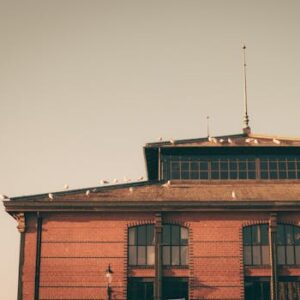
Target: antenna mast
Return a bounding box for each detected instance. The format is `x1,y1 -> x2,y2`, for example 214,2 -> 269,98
242,44 -> 251,134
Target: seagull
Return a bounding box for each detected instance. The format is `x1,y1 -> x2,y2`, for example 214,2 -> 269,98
231,191 -> 236,200
48,193 -> 54,200
219,139 -> 224,143
86,190 -> 90,196
228,138 -> 233,144
100,180 -> 109,184
64,184 -> 69,190
138,176 -> 144,181
245,138 -> 253,143
170,139 -> 175,145
208,137 -> 218,143
113,178 -> 118,184
129,187 -> 134,192
162,180 -> 171,188
273,138 -> 281,145
253,139 -> 259,144
0,194 -> 9,200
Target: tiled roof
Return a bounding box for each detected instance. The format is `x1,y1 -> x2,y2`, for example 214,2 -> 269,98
8,180 -> 300,202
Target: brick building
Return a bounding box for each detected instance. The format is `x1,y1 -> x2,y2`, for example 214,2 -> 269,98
4,128 -> 300,300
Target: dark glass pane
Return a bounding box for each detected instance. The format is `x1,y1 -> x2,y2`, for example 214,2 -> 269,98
163,246 -> 170,265
252,246 -> 261,265
298,170 -> 300,179
277,225 -> 285,245
270,171 -> 278,179
244,246 -> 252,265
261,160 -> 268,170
211,161 -> 219,170
252,226 -> 259,244
286,225 -> 294,244
163,225 -> 171,244
295,245 -> 300,264
181,246 -> 188,265
191,162 -> 199,171
248,171 -> 256,179
278,246 -> 285,265
171,162 -> 180,171
199,172 -> 209,179
220,161 -> 228,171
294,227 -> 300,245
288,161 -> 296,170
147,225 -> 154,245
243,227 -> 252,245
211,171 -> 219,179
129,227 -> 136,245
181,171 -> 189,179
288,171 -> 296,179
230,171 -> 238,179
248,160 -> 256,170
279,171 -> 287,179
129,246 -> 137,265
239,161 -> 247,171
181,227 -> 188,245
229,160 -> 238,170
200,161 -> 208,171
181,162 -> 189,171
261,171 -> 269,179
239,171 -> 247,179
286,245 -> 295,265
269,161 -> 277,170
190,171 -> 199,179
147,246 -> 155,265
171,171 -> 180,179
297,161 -> 300,171
262,245 -> 270,265
279,161 -> 287,171
171,226 -> 180,245
137,226 -> 147,245
220,171 -> 229,179
171,246 -> 180,265
261,225 -> 269,245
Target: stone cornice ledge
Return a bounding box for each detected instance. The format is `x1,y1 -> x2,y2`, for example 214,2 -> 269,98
4,200 -> 300,213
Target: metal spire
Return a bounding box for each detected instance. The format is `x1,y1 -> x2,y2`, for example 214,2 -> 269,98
242,44 -> 251,134
206,116 -> 210,137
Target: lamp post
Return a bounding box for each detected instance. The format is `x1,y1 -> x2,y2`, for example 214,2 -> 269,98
105,264 -> 113,300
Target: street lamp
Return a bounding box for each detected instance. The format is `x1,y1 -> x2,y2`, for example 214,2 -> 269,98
105,264 -> 113,300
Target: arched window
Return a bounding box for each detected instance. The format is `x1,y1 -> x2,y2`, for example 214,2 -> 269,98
243,224 -> 270,265
128,225 -> 155,266
277,224 -> 300,265
162,224 -> 188,266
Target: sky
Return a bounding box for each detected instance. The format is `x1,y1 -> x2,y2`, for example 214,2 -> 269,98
1,0 -> 300,298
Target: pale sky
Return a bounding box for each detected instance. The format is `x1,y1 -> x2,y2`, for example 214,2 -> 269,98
1,1 -> 300,298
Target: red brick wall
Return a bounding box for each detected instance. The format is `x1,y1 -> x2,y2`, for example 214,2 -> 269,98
21,211 -> 300,300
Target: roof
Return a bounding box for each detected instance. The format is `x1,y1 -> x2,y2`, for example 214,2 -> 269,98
145,133 -> 300,148
4,180 -> 300,213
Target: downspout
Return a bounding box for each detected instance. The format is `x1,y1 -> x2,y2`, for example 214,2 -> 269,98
34,213 -> 42,300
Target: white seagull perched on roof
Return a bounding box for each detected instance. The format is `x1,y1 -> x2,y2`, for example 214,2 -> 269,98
48,193 -> 54,200
170,139 -> 175,144
113,178 -> 118,184
231,190 -> 237,200
228,138 -> 233,144
64,184 -> 69,190
86,190 -> 90,196
273,138 -> 281,145
162,180 -> 171,188
208,136 -> 218,143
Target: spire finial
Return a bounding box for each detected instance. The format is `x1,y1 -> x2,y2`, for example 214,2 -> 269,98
206,116 -> 210,137
242,44 -> 251,135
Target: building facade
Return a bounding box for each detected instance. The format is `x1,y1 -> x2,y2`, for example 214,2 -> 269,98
4,131 -> 300,300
